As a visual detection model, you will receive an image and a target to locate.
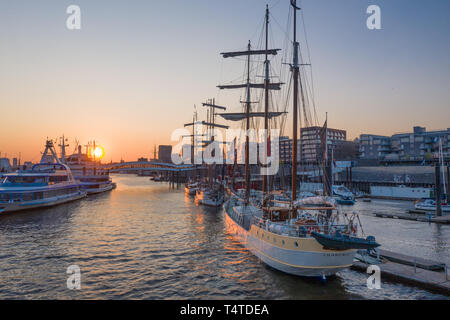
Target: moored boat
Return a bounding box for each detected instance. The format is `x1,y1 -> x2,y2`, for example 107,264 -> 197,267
0,140 -> 86,214
220,2 -> 378,278
185,181 -> 199,196
414,198 -> 450,212
195,187 -> 223,207
65,141 -> 116,195
332,185 -> 355,205
224,194 -> 360,277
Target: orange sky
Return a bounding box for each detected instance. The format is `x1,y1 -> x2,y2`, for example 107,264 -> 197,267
1,1 -> 449,163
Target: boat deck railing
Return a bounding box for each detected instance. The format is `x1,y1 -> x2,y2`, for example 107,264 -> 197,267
251,216 -> 352,238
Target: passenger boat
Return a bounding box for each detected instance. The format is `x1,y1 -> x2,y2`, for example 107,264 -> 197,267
0,140 -> 86,214
220,2 -> 377,278
65,141 -> 116,195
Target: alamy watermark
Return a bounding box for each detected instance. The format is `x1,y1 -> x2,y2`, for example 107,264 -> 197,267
66,5 -> 81,30
367,5 -> 381,30
171,124 -> 280,176
65,4 -> 380,31
67,265 -> 81,290
366,265 -> 381,289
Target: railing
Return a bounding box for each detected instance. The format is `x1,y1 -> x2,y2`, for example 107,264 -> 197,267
251,215 -> 352,238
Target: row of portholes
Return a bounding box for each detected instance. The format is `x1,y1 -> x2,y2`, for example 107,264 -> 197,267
256,230 -> 299,248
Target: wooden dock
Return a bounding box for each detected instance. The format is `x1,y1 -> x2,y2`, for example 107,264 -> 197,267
373,212 -> 450,224
352,261 -> 450,296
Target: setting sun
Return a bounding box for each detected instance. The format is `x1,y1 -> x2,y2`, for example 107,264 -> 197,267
90,146 -> 105,159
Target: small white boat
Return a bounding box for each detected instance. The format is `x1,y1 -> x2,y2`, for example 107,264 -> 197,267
195,188 -> 223,207
414,198 -> 450,212
332,185 -> 355,205
184,182 -> 199,196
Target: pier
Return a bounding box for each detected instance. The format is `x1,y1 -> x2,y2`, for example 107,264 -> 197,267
375,249 -> 445,271
352,258 -> 450,296
373,211 -> 450,224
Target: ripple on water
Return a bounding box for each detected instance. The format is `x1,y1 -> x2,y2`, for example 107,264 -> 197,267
0,175 -> 448,299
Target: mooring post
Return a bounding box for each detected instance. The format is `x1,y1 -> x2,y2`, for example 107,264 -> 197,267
446,264 -> 449,281
414,258 -> 417,273
435,163 -> 442,217
447,166 -> 450,202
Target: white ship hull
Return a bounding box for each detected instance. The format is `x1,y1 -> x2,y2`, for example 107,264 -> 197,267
415,203 -> 450,212
185,186 -> 198,196
83,182 -> 116,195
224,207 -> 356,277
195,190 -> 223,207
0,190 -> 86,214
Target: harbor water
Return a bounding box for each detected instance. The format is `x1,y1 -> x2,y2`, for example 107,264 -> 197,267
0,175 -> 448,299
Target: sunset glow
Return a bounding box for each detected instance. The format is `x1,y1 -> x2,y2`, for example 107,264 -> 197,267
90,146 -> 105,160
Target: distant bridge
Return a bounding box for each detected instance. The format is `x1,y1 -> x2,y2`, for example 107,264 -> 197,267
105,161 -> 198,173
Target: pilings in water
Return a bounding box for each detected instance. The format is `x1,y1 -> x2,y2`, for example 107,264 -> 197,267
447,166 -> 450,201
435,164 -> 442,217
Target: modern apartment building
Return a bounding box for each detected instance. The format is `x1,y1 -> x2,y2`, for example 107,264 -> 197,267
299,126 -> 347,164
360,126 -> 450,160
278,136 -> 293,164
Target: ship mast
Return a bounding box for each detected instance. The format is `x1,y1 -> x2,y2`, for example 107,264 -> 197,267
262,5 -> 270,205
202,99 -> 227,187
291,0 -> 300,202
218,17 -> 282,203
244,41 -> 252,202
58,134 -> 69,164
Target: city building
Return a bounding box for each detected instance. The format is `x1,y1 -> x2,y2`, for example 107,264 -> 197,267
333,140 -> 360,161
278,136 -> 292,164
359,126 -> 450,161
0,158 -> 11,172
359,134 -> 391,160
158,145 -> 173,163
299,126 -> 347,164
137,157 -> 148,162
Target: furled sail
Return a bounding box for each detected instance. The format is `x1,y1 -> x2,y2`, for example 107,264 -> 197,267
217,83 -> 283,90
218,112 -> 286,121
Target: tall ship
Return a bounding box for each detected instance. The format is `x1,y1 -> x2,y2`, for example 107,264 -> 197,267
0,139 -> 86,214
185,101 -> 228,207
221,2 -> 379,278
63,138 -> 116,194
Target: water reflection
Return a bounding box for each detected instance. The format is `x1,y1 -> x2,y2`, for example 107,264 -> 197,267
0,175 -> 447,299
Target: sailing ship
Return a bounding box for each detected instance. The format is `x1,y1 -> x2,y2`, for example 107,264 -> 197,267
185,101 -> 228,207
221,2 -> 378,278
0,139 -> 86,214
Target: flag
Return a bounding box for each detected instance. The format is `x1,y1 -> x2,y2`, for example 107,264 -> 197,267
318,119 -> 328,161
